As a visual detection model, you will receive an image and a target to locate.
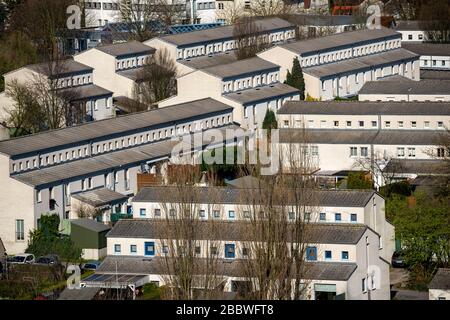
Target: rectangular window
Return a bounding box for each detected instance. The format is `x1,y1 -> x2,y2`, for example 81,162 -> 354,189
350,147 -> 357,157
360,147 -> 368,157
304,212 -> 311,222
36,190 -> 42,203
225,244 -> 236,258
213,210 -> 220,218
371,121 -> 377,128
398,121 -> 404,128
195,246 -> 201,255
306,246 -> 317,261
325,250 -> 332,260
335,213 -> 342,221
346,121 -> 352,127
15,219 -> 24,241
228,210 -> 235,219
114,244 -> 121,253
438,121 -> 443,128
242,247 -> 249,256
397,147 -> 405,157
140,208 -> 146,217
144,242 -> 155,256
169,209 -> 175,217
408,148 -> 416,157
385,121 -> 391,128
351,214 -> 357,222
154,208 -> 161,217
424,121 -> 430,128
199,210 -> 206,218
243,211 -> 251,219
411,121 -> 416,128
341,251 -> 349,260
319,212 -> 326,221
362,278 -> 367,292
334,121 -> 339,127
130,245 -> 137,254
288,212 -> 295,221
359,121 -> 364,127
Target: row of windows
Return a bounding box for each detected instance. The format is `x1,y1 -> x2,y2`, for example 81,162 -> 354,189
222,73 -> 279,93
12,115 -> 232,173
285,119 -> 447,130
113,242 -> 245,259
178,31 -> 294,59
139,207 -> 357,222
57,74 -> 92,88
301,39 -> 401,68
116,56 -> 150,71
197,2 -> 215,10
307,247 -> 350,262
422,59 -> 448,67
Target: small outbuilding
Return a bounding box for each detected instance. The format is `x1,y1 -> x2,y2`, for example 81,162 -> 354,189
70,219 -> 111,260
429,268 -> 450,300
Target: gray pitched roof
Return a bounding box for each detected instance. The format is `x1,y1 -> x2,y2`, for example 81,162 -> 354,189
157,17 -> 294,47
224,83 -> 299,105
71,188 -> 129,207
278,101 -> 450,115
107,219 -> 369,244
11,124 -> 240,187
421,69 -> 450,80
71,219 -> 111,233
201,57 -> 279,80
393,21 -> 422,31
0,98 -> 233,157
279,128 -> 447,145
95,40 -> 155,57
428,268 -> 450,290
132,185 -> 376,207
226,175 -> 262,189
280,28 -> 401,56
58,84 -> 113,101
97,255 -> 357,281
402,42 -> 450,56
302,48 -> 419,78
116,66 -> 147,82
26,60 -> 93,77
382,159 -> 448,175
359,80 -> 450,95
284,13 -> 361,27
179,51 -> 238,70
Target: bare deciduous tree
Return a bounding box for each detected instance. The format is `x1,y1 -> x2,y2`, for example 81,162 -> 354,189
116,0 -> 186,41
134,48 -> 177,107
233,17 -> 271,60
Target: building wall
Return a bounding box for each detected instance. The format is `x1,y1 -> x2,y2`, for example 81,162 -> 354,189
359,92 -> 450,102
429,289 -> 450,300
74,49 -> 136,97
0,154 -> 35,254
419,55 -> 450,70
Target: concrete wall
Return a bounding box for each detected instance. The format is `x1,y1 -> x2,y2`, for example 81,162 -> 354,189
0,154 -> 35,254
429,289 -> 450,300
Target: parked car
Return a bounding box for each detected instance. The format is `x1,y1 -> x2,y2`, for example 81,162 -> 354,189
81,261 -> 101,272
7,253 -> 35,264
392,251 -> 406,268
36,254 -> 60,266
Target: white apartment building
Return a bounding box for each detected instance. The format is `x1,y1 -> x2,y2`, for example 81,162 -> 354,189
74,40 -> 156,99
144,17 -> 296,76
402,43 -> 450,71
0,60 -> 114,127
257,28 -> 421,100
0,98 -> 236,254
84,0 -> 187,27
393,21 -> 428,42
359,78 -> 450,102
87,186 -> 392,299
158,56 -> 300,129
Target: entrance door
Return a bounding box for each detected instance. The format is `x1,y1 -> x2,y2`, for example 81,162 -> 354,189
144,242 -> 155,256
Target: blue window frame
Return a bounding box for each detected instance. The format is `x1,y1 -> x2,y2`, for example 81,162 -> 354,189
335,213 -> 342,221
342,251 -> 349,260
351,214 -> 357,222
306,246 -> 317,261
145,241 -> 155,256
114,244 -> 121,253
228,211 -> 235,219
225,244 -> 235,258
130,245 -> 137,253
325,250 -> 332,260
139,208 -> 146,217
320,212 -> 326,221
